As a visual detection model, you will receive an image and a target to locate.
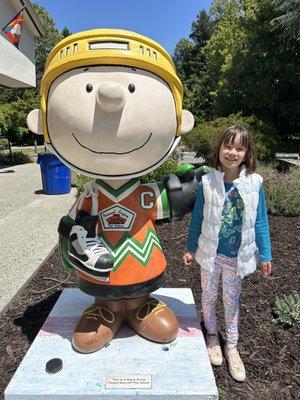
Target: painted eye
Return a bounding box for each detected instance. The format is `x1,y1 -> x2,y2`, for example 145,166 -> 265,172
86,83 -> 93,93
128,83 -> 135,93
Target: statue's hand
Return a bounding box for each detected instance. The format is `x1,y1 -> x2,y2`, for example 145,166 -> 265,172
162,164 -> 211,220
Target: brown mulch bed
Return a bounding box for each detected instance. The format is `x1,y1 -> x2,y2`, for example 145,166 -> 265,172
1,215 -> 299,399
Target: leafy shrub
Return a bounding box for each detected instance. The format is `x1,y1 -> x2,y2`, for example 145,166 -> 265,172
0,138 -> 9,150
261,167 -> 300,216
0,151 -> 33,166
0,90 -> 39,145
74,158 -> 180,197
256,162 -> 277,178
290,167 -> 300,181
181,114 -> 278,161
140,158 -> 180,183
273,291 -> 300,327
75,174 -> 92,198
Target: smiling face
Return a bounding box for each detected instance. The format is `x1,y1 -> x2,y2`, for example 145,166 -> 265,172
219,134 -> 247,173
46,66 -> 178,178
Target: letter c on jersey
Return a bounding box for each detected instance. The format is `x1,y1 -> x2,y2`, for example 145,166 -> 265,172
140,192 -> 154,209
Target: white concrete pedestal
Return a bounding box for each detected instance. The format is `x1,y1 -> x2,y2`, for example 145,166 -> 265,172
5,288 -> 218,399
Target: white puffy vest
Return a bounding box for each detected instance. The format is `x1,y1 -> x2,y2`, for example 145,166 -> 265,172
195,167 -> 263,278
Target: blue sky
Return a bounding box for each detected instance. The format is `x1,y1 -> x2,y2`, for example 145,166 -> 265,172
34,0 -> 212,54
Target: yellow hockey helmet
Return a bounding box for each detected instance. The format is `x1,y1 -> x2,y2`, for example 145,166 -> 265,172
40,29 -> 183,143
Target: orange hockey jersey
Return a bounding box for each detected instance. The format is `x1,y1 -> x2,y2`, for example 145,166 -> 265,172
66,179 -> 170,297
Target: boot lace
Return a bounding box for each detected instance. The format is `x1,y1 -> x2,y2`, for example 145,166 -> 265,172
83,305 -> 115,324
85,238 -> 108,257
136,300 -> 166,320
76,227 -> 109,257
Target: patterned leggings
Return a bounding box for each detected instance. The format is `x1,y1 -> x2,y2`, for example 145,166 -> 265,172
201,254 -> 242,347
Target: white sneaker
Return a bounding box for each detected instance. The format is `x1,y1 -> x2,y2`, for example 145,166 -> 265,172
225,346 -> 246,382
206,334 -> 223,366
69,225 -> 112,271
68,214 -> 114,282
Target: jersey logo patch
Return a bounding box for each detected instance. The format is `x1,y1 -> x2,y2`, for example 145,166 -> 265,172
99,205 -> 136,231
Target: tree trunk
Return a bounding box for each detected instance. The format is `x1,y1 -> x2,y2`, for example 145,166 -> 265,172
8,141 -> 12,165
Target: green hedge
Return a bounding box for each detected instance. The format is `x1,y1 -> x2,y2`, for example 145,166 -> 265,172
0,151 -> 33,166
0,138 -> 9,150
181,114 -> 278,161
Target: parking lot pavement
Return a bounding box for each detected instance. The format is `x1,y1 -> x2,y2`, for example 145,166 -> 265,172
0,163 -> 76,313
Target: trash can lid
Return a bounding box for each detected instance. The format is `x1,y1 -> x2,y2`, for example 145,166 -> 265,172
38,152 -> 56,156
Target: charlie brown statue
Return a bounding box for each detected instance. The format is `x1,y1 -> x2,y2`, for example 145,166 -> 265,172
27,29 -> 196,353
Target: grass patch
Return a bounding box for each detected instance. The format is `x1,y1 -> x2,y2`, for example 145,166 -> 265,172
217,385 -> 227,400
257,323 -> 272,334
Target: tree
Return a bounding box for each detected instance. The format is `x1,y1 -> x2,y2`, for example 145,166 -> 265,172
173,10 -> 215,123
203,0 -> 247,114
203,0 -> 300,140
272,0 -> 300,39
173,38 -> 195,81
32,3 -> 64,75
61,26 -> 72,38
0,90 -> 39,144
0,104 -> 14,139
0,88 -> 24,105
190,9 -> 215,45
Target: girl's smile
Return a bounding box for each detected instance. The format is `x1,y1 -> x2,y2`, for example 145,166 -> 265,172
219,135 -> 247,182
219,135 -> 247,174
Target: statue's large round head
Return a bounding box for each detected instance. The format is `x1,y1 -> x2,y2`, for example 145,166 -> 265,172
27,29 -> 194,179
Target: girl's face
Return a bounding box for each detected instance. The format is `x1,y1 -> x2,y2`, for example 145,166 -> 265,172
219,134 -> 247,172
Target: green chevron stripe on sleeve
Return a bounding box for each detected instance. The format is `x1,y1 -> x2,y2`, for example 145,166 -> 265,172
157,181 -> 170,219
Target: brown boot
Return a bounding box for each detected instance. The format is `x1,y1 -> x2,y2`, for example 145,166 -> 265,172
72,298 -> 124,353
125,296 -> 179,343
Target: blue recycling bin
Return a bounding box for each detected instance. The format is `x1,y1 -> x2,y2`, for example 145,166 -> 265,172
37,153 -> 71,195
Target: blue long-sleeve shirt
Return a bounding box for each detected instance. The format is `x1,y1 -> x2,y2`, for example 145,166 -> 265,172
187,182 -> 272,262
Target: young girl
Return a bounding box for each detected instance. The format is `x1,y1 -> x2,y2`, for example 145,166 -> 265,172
183,125 -> 272,382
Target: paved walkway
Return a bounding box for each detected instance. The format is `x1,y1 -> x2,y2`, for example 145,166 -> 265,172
0,163 -> 76,313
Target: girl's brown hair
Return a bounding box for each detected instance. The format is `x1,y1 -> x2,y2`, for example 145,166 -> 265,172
208,125 -> 257,174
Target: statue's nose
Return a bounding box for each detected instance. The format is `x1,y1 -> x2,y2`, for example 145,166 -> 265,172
97,81 -> 125,113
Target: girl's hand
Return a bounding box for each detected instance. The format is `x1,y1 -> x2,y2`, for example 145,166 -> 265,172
260,261 -> 272,277
183,252 -> 195,267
